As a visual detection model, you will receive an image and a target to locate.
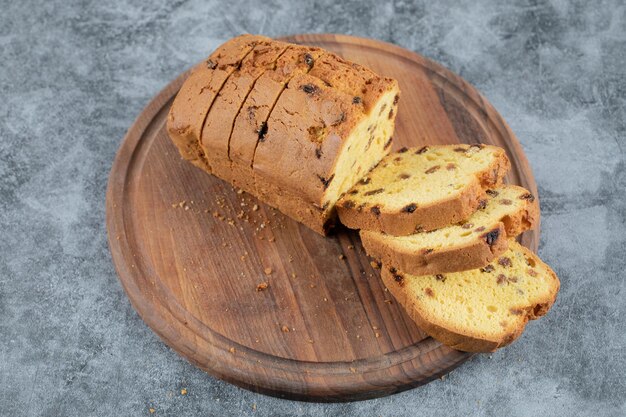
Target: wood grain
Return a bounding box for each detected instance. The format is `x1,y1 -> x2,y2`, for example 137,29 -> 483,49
106,34 -> 539,402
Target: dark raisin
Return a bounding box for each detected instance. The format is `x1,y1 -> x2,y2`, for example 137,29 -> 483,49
304,53 -> 314,68
318,174 -> 334,190
446,163 -> 457,170
424,288 -> 434,297
352,96 -> 362,104
435,274 -> 446,282
480,264 -> 495,273
484,229 -> 500,246
389,267 -> 397,274
393,156 -> 402,162
384,137 -> 393,149
393,273 -> 404,286
398,147 -> 408,153
475,226 -> 486,232
379,103 -> 387,115
425,165 -> 441,174
371,206 -> 381,216
509,308 -> 523,316
461,222 -> 474,229
423,248 -> 434,255
453,147 -> 466,152
257,122 -> 268,141
402,203 -> 417,213
469,143 -> 484,149
315,148 -> 322,159
399,173 -> 411,179
477,199 -> 488,210
388,108 -> 394,119
414,225 -> 425,233
301,84 -> 318,94
496,274 -> 507,285
348,189 -> 358,195
364,188 -> 384,196
500,199 -> 512,205
342,200 -> 356,209
520,193 -> 535,202
498,257 -> 512,267
486,189 -> 499,197
206,59 -> 217,69
360,177 -> 371,185
415,146 -> 429,154
393,94 -> 400,105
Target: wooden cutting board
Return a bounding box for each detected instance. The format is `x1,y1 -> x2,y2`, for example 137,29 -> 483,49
106,34 -> 539,402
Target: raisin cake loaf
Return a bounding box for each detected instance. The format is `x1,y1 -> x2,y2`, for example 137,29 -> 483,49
167,35 -> 400,234
361,185 -> 539,275
337,144 -> 510,235
381,241 -> 560,352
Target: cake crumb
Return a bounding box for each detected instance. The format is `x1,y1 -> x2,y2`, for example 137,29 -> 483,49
370,261 -> 381,269
252,404 -> 257,411
180,388 -> 187,395
229,347 -> 236,354
281,325 -> 290,333
252,204 -> 259,211
149,408 -> 155,414
384,299 -> 393,304
348,245 -> 354,250
256,282 -> 269,292
338,254 -> 346,260
349,367 -> 357,373
263,267 -> 273,275
375,332 -> 381,338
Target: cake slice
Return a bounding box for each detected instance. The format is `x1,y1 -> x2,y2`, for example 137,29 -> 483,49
201,40 -> 290,176
167,34 -> 268,172
362,185 -> 539,275
380,241 -> 560,352
228,46 -> 324,192
253,71 -> 399,234
337,144 -> 511,235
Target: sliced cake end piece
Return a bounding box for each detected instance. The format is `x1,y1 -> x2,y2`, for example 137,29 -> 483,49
337,144 -> 511,235
253,71 -> 399,234
361,185 -> 539,275
380,241 -> 560,353
167,34 -> 269,172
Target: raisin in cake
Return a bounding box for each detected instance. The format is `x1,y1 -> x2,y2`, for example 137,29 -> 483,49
381,241 -> 560,352
362,185 -> 539,275
337,144 -> 510,235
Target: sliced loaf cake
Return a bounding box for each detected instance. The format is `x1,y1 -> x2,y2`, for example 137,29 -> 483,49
362,185 -> 539,275
337,144 -> 511,235
380,241 -> 560,352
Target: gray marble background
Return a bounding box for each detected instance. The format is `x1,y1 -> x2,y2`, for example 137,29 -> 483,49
1,0 -> 625,415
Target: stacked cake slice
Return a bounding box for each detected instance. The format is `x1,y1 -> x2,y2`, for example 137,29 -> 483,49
338,144 -> 560,352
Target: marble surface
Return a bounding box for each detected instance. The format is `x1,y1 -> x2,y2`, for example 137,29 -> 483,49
1,0 -> 625,415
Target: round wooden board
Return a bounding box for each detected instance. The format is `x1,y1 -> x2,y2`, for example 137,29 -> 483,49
106,34 -> 539,402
